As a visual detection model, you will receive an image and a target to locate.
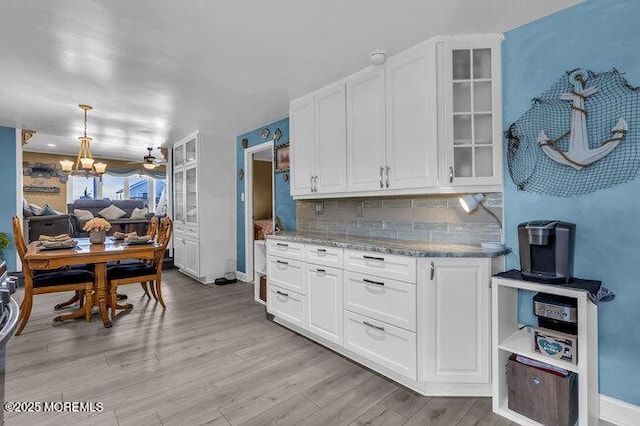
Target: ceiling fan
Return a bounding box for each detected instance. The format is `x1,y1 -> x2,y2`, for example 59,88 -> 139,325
129,147 -> 167,169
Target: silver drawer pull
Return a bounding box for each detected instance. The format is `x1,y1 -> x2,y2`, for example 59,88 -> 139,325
363,255 -> 384,262
363,278 -> 384,286
317,268 -> 326,274
276,243 -> 289,247
276,290 -> 289,297
276,260 -> 289,265
363,321 -> 385,331
316,248 -> 327,253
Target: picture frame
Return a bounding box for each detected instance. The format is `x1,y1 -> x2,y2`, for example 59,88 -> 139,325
275,143 -> 290,173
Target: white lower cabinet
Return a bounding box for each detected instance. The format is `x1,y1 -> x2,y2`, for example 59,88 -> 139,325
422,257 -> 491,384
266,239 -> 499,396
343,271 -> 416,332
344,310 -> 417,380
174,232 -> 200,277
304,265 -> 343,345
267,285 -> 305,328
267,256 -> 304,294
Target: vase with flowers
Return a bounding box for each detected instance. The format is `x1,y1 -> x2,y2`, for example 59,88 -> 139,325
83,218 -> 111,244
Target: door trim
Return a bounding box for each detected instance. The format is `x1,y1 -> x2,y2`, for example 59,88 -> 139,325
244,140 -> 275,283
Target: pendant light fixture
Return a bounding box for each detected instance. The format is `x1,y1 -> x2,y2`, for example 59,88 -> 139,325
60,104 -> 107,176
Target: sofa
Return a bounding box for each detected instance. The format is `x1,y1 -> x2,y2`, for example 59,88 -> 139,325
67,199 -> 154,237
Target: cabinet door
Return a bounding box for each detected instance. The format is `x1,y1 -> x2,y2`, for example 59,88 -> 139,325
305,264 -> 343,345
173,144 -> 185,168
346,67 -> 387,192
425,257 -> 490,384
290,96 -> 316,196
184,238 -> 200,277
385,43 -> 439,189
174,169 -> 185,223
185,136 -> 197,164
185,166 -> 198,225
315,83 -> 347,194
173,234 -> 185,269
442,39 -> 502,187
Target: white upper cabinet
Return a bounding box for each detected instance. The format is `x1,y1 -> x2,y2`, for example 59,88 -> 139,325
346,67 -> 387,192
385,42 -> 438,190
290,34 -> 503,199
440,36 -> 503,188
291,83 -> 347,196
290,96 -> 315,196
316,83 -> 347,194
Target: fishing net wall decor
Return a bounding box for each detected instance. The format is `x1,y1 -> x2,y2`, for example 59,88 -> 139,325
506,68 -> 640,196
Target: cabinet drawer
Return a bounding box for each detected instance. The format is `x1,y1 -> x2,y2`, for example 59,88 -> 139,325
267,256 -> 304,294
343,249 -> 416,283
344,311 -> 416,380
267,285 -> 305,328
344,271 -> 416,332
267,240 -> 304,260
304,244 -> 344,268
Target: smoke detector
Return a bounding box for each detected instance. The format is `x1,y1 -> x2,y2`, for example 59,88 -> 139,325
370,50 -> 387,65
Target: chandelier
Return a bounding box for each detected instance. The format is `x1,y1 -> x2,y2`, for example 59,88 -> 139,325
59,104 -> 107,176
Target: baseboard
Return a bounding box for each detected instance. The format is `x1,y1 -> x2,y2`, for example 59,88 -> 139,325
600,394 -> 640,426
236,271 -> 249,282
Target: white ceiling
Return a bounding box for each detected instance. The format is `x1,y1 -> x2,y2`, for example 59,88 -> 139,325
1,0 -> 580,160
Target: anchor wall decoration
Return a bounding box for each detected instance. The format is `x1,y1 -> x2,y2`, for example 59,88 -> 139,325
538,69 -> 628,170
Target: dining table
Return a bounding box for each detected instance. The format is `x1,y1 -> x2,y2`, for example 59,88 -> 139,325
24,237 -> 160,328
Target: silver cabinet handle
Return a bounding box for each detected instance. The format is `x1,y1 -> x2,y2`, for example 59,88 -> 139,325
310,175 -> 314,192
276,243 -> 288,247
379,166 -> 384,188
363,255 -> 384,261
317,268 -> 326,274
363,278 -> 384,286
314,175 -> 319,193
385,166 -> 390,188
276,290 -> 289,297
430,261 -> 435,280
363,321 -> 385,331
316,248 -> 327,253
276,260 -> 289,265
449,166 -> 454,184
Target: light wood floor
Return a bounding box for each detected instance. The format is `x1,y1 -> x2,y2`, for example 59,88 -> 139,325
5,270 -> 612,426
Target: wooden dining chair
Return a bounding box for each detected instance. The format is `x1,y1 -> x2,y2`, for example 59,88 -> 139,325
146,216 -> 159,239
12,216 -> 94,336
108,217 -> 172,316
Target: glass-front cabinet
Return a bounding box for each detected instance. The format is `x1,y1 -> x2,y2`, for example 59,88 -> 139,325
185,166 -> 197,224
443,37 -> 502,187
174,169 -> 185,222
173,132 -> 198,226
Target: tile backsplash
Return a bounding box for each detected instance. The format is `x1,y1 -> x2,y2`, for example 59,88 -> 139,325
296,193 -> 502,245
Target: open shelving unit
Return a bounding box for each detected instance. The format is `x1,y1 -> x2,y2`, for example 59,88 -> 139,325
492,276 -> 599,426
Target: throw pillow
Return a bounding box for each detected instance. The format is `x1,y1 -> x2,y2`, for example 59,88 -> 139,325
37,204 -> 57,216
130,207 -> 148,220
29,203 -> 43,215
23,199 -> 34,217
98,204 -> 126,221
73,208 -> 94,221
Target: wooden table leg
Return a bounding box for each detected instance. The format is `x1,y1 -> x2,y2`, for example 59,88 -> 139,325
94,263 -> 112,328
54,291 -> 81,310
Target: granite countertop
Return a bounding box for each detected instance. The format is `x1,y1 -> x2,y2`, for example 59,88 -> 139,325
268,232 -> 510,258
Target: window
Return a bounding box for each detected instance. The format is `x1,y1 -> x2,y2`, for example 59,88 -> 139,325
70,175 -> 97,200
101,175 -> 127,200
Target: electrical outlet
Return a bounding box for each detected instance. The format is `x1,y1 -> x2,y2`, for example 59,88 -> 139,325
315,201 -> 324,215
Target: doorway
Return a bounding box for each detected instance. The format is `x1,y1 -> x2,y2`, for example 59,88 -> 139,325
243,141 -> 274,302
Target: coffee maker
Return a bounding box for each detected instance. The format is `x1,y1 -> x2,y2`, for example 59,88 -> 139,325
518,220 -> 576,284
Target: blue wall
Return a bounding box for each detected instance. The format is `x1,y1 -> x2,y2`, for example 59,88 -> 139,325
503,0 -> 640,405
236,118 -> 296,273
0,127 -> 17,271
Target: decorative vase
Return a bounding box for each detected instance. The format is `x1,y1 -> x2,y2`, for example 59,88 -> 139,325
89,229 -> 106,244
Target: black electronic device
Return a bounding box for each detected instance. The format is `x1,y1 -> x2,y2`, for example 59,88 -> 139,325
518,220 -> 576,284
533,292 -> 578,335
